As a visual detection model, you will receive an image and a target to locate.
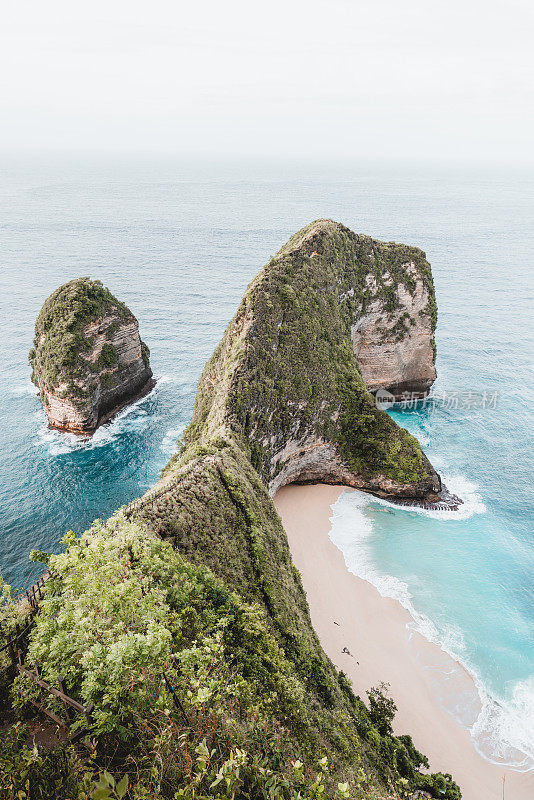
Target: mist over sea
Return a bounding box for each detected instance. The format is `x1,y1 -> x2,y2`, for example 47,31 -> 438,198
0,157 -> 532,772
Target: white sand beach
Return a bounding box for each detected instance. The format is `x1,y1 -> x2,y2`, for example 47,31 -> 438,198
274,483 -> 534,800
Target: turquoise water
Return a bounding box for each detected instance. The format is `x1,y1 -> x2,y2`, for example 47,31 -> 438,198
0,158 -> 532,770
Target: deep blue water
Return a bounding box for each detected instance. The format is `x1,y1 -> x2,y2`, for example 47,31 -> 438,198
0,157 -> 532,770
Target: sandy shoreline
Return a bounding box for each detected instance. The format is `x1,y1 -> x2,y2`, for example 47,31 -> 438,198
274,483 -> 533,800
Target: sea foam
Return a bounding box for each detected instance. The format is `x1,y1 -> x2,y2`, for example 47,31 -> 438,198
11,382 -> 38,397
160,425 -> 186,456
33,379 -> 161,456
329,485 -> 534,773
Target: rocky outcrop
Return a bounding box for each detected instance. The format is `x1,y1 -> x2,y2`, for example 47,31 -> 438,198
30,278 -> 153,434
155,219 -> 456,508
226,219 -> 441,501
267,435 -> 438,500
352,265 -> 436,398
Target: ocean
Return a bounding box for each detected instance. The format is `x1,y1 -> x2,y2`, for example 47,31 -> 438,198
0,156 -> 532,773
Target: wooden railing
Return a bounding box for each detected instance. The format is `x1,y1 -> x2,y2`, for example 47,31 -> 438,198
16,656 -> 94,744
25,570 -> 54,610
0,570 -> 54,670
1,568 -> 95,744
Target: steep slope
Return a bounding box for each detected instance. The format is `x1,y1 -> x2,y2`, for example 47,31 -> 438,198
29,278 -> 153,433
5,222 -> 461,799
169,219 -> 441,502
127,221 -> 449,663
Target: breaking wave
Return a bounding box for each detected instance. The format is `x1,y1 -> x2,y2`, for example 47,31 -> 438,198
32,378 -> 163,456
329,484 -> 534,773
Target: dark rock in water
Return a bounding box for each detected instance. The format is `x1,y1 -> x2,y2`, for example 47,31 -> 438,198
29,278 -> 153,434
390,487 -> 463,511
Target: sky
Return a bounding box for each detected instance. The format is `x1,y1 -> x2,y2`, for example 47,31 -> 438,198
1,0 -> 533,162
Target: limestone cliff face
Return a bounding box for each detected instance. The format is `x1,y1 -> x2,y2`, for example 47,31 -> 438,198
117,221 -> 459,800
351,265 -> 436,398
30,278 -> 153,434
177,219 -> 450,505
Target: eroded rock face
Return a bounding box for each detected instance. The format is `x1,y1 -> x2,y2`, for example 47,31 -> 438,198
30,278 -> 153,433
351,265 -> 436,398
186,219 -> 454,506
267,434 -> 439,500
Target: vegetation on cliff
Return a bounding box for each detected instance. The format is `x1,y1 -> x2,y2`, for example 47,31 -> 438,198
3,519 -> 459,799
2,223 -> 459,799
29,278 -> 153,431
29,278 -> 133,400
178,219 -> 438,495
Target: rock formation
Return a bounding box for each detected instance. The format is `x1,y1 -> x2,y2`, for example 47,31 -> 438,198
118,222 -> 458,786
13,222 -> 461,800
30,278 -> 153,433
127,220 -> 458,575
352,262 -> 437,399
222,219 -> 440,499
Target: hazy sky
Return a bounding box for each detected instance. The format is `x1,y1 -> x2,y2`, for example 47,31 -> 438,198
2,0 -> 533,162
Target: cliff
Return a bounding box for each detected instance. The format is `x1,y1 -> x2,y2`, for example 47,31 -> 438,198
29,278 -> 153,433
351,254 -> 437,398
176,219 -> 442,503
4,223 -> 461,799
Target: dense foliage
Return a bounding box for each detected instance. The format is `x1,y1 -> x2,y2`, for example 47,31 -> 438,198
0,579 -> 27,713
2,520 -> 460,799
29,278 -> 132,396
1,223 -> 460,799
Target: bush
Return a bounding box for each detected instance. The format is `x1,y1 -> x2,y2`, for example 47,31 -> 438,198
97,343 -> 118,369
0,723 -> 89,800
8,519 -> 461,799
366,682 -> 397,736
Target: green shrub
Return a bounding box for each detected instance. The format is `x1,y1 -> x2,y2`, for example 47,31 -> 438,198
366,683 -> 397,737
97,343 -> 118,369
0,723 -> 89,800
5,517 -> 461,799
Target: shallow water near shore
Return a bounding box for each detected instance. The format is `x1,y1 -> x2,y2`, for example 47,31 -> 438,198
330,480 -> 534,771
0,156 -> 532,773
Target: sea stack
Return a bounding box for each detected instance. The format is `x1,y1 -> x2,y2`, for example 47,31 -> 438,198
29,278 -> 153,434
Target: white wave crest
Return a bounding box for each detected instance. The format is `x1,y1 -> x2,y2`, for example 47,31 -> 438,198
33,386 -> 157,455
11,382 -> 39,397
359,472 -> 486,521
160,425 -> 186,456
470,676 -> 534,771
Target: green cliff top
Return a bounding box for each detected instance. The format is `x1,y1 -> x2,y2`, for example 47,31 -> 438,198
29,278 -> 139,403
2,224 -> 458,800
183,219 -> 438,494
